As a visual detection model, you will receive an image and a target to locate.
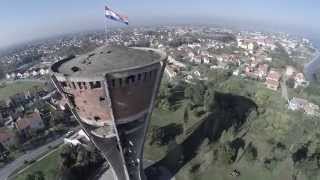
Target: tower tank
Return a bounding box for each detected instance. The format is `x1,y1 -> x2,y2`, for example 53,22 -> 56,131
50,46 -> 167,180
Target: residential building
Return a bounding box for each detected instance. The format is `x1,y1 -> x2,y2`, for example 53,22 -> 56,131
15,110 -> 45,137
289,97 -> 319,115
0,128 -> 15,148
265,69 -> 282,90
294,73 -> 309,88
257,64 -> 269,79
265,79 -> 280,91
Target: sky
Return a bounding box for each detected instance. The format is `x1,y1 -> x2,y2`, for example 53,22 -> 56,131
0,0 -> 320,49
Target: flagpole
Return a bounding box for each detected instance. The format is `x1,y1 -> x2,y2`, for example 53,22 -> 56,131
104,8 -> 108,46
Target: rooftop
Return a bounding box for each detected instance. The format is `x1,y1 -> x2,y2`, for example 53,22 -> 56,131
51,46 -> 165,79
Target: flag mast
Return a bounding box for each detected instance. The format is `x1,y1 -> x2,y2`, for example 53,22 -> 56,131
104,6 -> 109,46
104,4 -> 129,46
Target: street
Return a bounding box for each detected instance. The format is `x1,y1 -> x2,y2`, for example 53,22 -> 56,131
98,160 -> 175,180
0,137 -> 64,180
281,73 -> 289,102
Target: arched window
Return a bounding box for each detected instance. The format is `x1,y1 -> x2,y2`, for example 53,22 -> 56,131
111,79 -> 116,87
144,72 -> 148,81
119,79 -> 123,87
60,82 -> 67,87
71,82 -> 76,89
77,82 -> 83,89
126,75 -> 135,84
89,81 -> 101,89
83,82 -> 87,90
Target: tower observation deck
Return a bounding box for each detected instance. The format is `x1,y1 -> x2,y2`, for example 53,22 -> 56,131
50,46 -> 167,180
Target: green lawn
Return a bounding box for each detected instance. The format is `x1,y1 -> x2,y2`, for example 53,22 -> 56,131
144,106 -> 204,161
0,81 -> 44,101
14,147 -> 62,180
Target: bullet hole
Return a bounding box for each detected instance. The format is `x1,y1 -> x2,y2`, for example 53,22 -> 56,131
88,53 -> 95,58
71,66 -> 80,72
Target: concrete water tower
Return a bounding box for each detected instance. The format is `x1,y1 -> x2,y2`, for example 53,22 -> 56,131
50,46 -> 167,180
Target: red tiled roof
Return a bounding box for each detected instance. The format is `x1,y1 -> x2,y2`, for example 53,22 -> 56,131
267,70 -> 281,81
16,112 -> 42,130
0,128 -> 14,143
266,79 -> 280,87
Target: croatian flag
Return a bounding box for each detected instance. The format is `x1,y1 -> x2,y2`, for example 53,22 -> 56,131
105,6 -> 129,25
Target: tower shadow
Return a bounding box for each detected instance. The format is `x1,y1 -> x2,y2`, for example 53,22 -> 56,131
145,92 -> 257,180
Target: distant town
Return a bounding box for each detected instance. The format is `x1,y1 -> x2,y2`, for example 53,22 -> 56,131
0,25 -> 320,180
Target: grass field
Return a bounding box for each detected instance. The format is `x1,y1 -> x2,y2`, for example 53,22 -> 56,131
14,147 -> 62,180
0,81 -> 44,101
144,106 -> 203,161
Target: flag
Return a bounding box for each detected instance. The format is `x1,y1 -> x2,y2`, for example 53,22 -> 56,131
105,6 -> 129,25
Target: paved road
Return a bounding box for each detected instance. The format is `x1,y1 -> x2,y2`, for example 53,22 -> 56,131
98,160 -> 175,180
5,79 -> 47,84
0,137 -> 64,180
98,167 -> 114,180
281,73 -> 289,102
304,50 -> 320,81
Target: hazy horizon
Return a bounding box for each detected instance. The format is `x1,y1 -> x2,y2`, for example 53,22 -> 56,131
1,0 -> 320,50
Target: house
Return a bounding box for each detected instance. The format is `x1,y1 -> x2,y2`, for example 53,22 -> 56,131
267,69 -> 281,82
10,93 -> 28,105
165,67 -> 177,80
16,73 -> 23,79
288,97 -> 319,115
289,97 -> 308,111
304,103 -> 320,115
31,70 -> 38,77
185,74 -> 193,81
247,42 -> 255,51
64,129 -> 90,146
233,69 -> 240,76
23,72 -> 30,78
5,74 -> 11,80
265,57 -> 272,62
265,79 -> 280,91
0,100 -> 14,126
0,143 -> 10,161
10,73 -> 16,79
191,56 -> 202,64
39,69 -> 47,75
294,73 -> 309,88
0,128 -> 15,148
265,69 -> 282,91
15,110 -> 45,137
257,64 -> 269,79
193,71 -> 201,77
285,66 -> 297,77
202,56 -> 210,64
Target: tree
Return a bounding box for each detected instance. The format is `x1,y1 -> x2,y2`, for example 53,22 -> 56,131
286,78 -> 295,89
0,65 -> 5,79
157,81 -> 186,111
216,143 -> 237,164
244,143 -> 258,162
184,80 -> 206,106
59,145 -> 105,180
204,90 -> 215,112
25,171 -> 45,180
149,123 -> 183,146
183,102 -> 191,135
